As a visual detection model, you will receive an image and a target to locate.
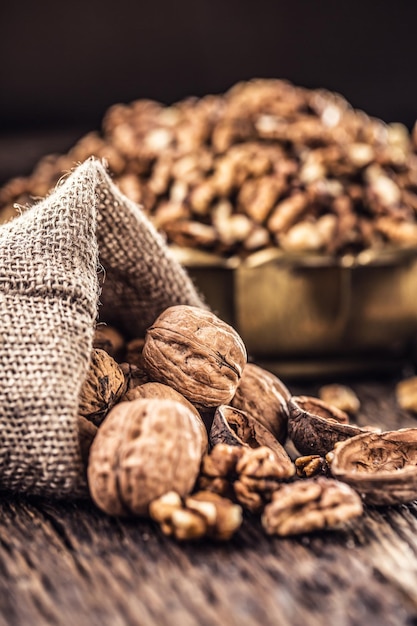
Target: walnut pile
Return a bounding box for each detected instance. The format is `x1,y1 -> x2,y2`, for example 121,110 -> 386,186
86,305 -> 249,538
3,79 -> 417,256
83,306 -> 417,541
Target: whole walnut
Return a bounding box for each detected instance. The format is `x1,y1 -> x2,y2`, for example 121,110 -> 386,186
123,382 -> 208,453
231,363 -> 290,443
142,305 -> 247,408
79,348 -> 127,427
87,398 -> 204,516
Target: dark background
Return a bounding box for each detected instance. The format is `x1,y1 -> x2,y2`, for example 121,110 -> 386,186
1,0 -> 417,180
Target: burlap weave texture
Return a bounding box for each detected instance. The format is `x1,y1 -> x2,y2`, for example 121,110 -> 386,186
0,160 -> 100,497
95,162 -> 206,337
0,158 -> 205,498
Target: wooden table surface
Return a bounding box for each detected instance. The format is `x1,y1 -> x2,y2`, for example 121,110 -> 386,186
0,375 -> 416,626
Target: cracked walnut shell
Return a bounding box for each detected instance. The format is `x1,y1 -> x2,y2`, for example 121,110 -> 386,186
87,398 -> 204,516
288,395 -> 364,456
209,404 -> 294,478
328,428 -> 417,505
142,305 -> 247,408
231,363 -> 290,443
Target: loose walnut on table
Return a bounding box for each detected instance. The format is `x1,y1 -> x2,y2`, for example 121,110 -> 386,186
87,398 -> 204,516
149,490 -> 242,541
262,477 -> 363,536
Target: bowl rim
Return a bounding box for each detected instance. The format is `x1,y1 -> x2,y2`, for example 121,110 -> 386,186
170,244 -> 417,270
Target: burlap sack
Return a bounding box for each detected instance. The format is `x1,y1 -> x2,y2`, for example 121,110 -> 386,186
0,158 -> 205,499
0,161 -> 100,498
94,160 -> 206,337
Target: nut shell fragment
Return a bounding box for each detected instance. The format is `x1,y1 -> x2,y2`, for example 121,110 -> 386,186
87,398 -> 204,516
288,395 -> 364,456
328,428 -> 417,505
210,404 -> 294,477
143,305 -> 247,408
262,477 -> 363,536
231,363 -> 290,443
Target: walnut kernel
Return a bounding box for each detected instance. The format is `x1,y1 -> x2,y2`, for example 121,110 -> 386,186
262,477 -> 363,536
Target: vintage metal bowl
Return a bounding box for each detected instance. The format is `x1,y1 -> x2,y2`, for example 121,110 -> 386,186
171,245 -> 417,378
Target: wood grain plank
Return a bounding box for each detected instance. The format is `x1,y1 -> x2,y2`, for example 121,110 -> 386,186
0,378 -> 417,625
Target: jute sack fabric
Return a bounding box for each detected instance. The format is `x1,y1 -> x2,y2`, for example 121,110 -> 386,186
0,160 -> 100,498
0,158 -> 205,498
94,160 -> 206,337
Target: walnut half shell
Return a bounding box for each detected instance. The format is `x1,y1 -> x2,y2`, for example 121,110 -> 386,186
328,428 -> 417,506
231,363 -> 290,444
210,404 -> 294,479
288,395 -> 364,456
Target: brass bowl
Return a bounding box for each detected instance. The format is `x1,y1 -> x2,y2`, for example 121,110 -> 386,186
171,246 -> 417,378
